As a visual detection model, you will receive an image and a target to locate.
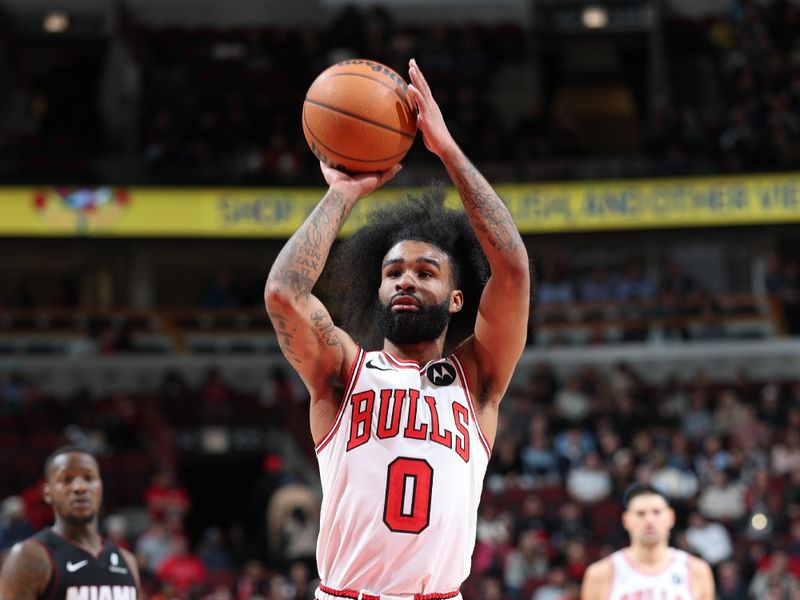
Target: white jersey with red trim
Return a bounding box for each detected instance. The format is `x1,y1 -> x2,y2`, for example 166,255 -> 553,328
608,549 -> 695,600
314,348 -> 491,599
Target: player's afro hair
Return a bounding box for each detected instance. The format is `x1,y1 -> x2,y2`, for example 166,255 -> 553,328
325,183 -> 490,352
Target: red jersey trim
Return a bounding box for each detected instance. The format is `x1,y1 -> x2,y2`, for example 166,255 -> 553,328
30,538 -> 58,600
382,351 -> 421,369
50,529 -> 105,559
315,347 -> 366,454
450,353 -> 491,458
319,584 -> 460,600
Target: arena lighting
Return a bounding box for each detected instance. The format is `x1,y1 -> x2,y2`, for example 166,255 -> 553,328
751,513 -> 769,530
42,10 -> 69,33
582,5 -> 609,29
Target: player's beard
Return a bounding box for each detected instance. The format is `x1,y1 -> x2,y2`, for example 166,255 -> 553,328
62,510 -> 97,526
377,298 -> 450,344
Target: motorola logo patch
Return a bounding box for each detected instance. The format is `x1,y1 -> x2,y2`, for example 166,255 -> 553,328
426,363 -> 456,386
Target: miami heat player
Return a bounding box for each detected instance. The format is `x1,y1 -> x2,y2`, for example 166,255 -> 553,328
581,484 -> 714,600
265,59 -> 530,600
0,447 -> 140,600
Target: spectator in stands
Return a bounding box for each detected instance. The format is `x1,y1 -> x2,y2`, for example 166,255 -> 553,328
156,537 -> 208,595
103,514 -> 132,551
520,431 -> 561,485
579,267 -> 614,303
650,450 -> 700,501
551,502 -> 589,549
693,434 -> 732,484
197,526 -> 233,572
144,469 -> 190,522
684,511 -> 733,566
234,560 -> 268,600
681,389 -> 715,443
199,367 -> 233,421
514,494 -> 549,538
554,428 -> 595,468
136,514 -> 184,574
658,261 -> 697,298
697,468 -> 747,522
203,270 -> 241,309
554,376 -> 591,423
772,428 -> 800,476
566,451 -> 612,504
288,560 -> 316,600
614,261 -> 656,301
532,566 -> 569,600
749,551 -> 800,599
537,261 -> 575,305
785,467 -> 800,521
0,496 -> 34,552
503,529 -> 549,597
716,560 -> 750,600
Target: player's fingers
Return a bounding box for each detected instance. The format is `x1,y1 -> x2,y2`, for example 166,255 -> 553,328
408,84 -> 424,107
409,58 -> 432,97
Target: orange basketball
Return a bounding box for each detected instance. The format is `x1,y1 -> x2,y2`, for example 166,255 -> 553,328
302,59 -> 417,173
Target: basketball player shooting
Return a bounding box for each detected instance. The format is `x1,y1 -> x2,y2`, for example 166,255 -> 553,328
264,58 -> 530,600
581,484 -> 714,600
0,447 -> 141,600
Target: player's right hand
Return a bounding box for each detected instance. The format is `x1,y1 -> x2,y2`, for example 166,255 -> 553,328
320,161 -> 402,199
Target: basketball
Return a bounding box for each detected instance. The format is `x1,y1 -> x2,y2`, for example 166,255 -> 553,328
302,59 -> 417,173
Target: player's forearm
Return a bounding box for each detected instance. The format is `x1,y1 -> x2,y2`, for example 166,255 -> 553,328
440,145 -> 528,272
265,186 -> 356,306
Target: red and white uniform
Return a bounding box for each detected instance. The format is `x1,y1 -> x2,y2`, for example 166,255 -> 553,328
608,549 -> 696,600
314,348 -> 491,600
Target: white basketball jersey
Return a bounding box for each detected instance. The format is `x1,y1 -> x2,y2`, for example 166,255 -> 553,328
608,549 -> 695,600
314,348 -> 491,599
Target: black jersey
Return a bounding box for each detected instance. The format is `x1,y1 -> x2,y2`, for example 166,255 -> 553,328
32,529 -> 137,600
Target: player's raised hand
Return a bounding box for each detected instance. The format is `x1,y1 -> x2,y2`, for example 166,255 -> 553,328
408,58 -> 457,160
320,161 -> 402,199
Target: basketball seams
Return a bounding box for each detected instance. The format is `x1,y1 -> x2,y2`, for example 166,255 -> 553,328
303,110 -> 412,164
302,59 -> 417,172
317,71 -> 416,115
303,98 -> 416,139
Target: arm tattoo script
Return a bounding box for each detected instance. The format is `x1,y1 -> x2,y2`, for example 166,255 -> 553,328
271,189 -> 348,301
450,163 -> 520,253
311,309 -> 342,347
270,312 -> 303,365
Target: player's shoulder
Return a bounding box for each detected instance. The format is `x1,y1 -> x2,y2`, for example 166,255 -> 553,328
581,556 -> 614,600
583,555 -> 614,582
0,536 -> 52,582
6,536 -> 50,564
686,553 -> 713,577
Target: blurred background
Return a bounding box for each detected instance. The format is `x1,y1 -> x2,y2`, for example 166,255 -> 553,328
0,0 -> 800,598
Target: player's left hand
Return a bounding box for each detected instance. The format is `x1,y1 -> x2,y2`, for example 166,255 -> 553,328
408,58 -> 458,160
320,161 -> 402,199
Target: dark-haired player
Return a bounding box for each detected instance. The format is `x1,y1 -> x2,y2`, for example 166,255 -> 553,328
581,483 -> 714,600
264,58 -> 530,600
0,446 -> 140,600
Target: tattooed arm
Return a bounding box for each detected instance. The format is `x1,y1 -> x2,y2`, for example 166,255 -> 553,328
408,58 -> 530,415
265,162 -> 401,442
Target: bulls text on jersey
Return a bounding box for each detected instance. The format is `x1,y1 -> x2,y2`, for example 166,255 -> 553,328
345,387 -> 471,462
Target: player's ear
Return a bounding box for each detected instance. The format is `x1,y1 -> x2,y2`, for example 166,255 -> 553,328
43,482 -> 53,505
449,289 -> 463,313
667,507 -> 676,528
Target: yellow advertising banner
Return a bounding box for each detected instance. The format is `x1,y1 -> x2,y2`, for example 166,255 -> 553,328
0,172 -> 799,237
